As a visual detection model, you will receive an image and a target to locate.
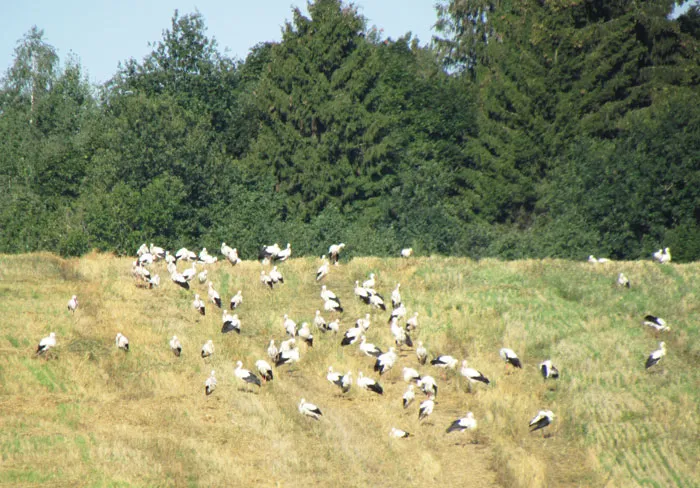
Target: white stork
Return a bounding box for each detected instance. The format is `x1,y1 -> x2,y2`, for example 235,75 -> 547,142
643,315 -> 670,332
402,367 -> 421,384
222,311 -> 241,334
402,384 -> 415,409
328,243 -> 345,265
400,248 -> 413,258
170,335 -> 182,357
447,412 -> 477,433
170,270 -> 189,290
298,322 -> 313,347
354,281 -> 371,304
390,319 -> 413,348
362,273 -> 376,289
148,274 -> 160,289
270,266 -> 284,284
260,271 -> 274,289
193,294 -> 206,316
276,348 -> 300,368
198,248 -> 217,264
617,273 -> 630,288
182,262 -> 197,282
274,243 -> 292,262
197,269 -> 208,284
431,355 -> 458,370
646,341 -> 666,369
175,247 -> 197,262
221,242 -> 233,257
67,295 -> 78,314
374,347 -> 397,375
418,395 -> 435,421
256,360 -> 274,382
321,286 -> 341,307
369,293 -> 386,311
499,348 -> 522,370
299,398 -> 322,420
283,314 -> 297,337
529,410 -> 555,435
205,370 -> 217,395
391,283 -> 402,309
389,427 -> 411,438
326,368 -> 351,394
357,372 -> 383,395
149,243 -> 165,260
279,337 -> 296,354
314,310 -> 327,331
416,341 -> 428,365
136,243 -> 149,256
259,243 -> 281,262
201,339 -> 214,358
653,248 -> 671,264
324,298 -> 343,313
326,318 -> 340,333
406,312 -> 419,332
116,332 -> 129,352
539,360 -> 560,380
389,303 -> 406,323
359,336 -> 383,357
316,256 -> 329,281
235,361 -> 261,388
207,282 -> 222,308
356,313 -> 371,331
225,247 -> 241,266
460,360 -> 490,391
340,325 -> 362,346
267,340 -> 279,363
36,332 -> 56,355
418,375 -> 438,397
230,290 -> 243,310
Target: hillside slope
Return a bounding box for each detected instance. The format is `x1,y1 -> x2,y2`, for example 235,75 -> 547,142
0,253 -> 698,487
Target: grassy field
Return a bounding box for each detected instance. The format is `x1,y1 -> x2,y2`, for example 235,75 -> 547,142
0,252 -> 698,487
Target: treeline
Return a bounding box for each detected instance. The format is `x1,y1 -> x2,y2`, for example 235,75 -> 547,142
1,0 -> 699,261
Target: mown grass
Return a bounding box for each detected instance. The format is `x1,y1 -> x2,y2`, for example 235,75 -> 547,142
0,252 -> 698,487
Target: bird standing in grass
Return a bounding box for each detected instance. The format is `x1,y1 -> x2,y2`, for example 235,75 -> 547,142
539,360 -> 560,380
447,412 -> 477,433
230,290 -> 243,310
193,294 -> 206,316
222,311 -> 241,334
529,410 -> 554,436
36,332 -> 56,355
416,342 -> 428,365
208,282 -> 222,308
235,361 -> 262,389
391,283 -> 401,309
67,295 -> 78,314
267,340 -> 279,363
374,347 -> 397,375
617,273 -> 630,288
499,348 -> 522,371
403,384 -> 416,409
205,370 -> 216,395
299,398 -> 322,420
359,336 -> 382,357
460,360 -> 490,391
256,360 -> 274,382
390,427 -> 412,438
357,372 -> 383,395
116,333 -> 129,352
316,256 -> 329,281
643,315 -> 669,332
401,248 -> 413,258
328,243 -> 345,265
201,340 -> 214,358
418,394 -> 435,421
645,342 -> 666,369
170,335 -> 182,357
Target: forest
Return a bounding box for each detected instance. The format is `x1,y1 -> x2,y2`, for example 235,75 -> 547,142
1,0 -> 699,261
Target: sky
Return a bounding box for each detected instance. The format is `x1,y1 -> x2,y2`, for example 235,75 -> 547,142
1,0 -> 439,85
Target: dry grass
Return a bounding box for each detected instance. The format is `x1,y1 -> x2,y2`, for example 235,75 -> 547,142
0,253 -> 698,487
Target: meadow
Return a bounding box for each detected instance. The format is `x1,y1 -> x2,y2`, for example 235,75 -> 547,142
0,252 -> 698,487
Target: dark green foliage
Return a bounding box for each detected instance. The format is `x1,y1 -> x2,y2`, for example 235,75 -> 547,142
1,1 -> 699,260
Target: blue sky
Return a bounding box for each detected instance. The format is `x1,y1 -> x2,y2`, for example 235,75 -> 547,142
1,0 -> 439,85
